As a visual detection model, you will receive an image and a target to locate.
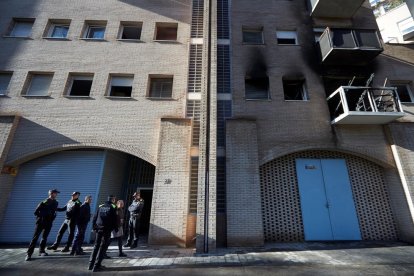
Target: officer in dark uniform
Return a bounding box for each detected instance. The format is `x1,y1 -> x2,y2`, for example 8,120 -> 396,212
71,195 -> 92,256
124,191 -> 144,249
25,189 -> 61,261
88,195 -> 117,272
47,191 -> 81,252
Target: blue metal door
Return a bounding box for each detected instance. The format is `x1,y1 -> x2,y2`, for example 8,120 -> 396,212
296,159 -> 361,241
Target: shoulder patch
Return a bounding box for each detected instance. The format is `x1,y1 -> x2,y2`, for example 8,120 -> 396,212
99,204 -> 104,207
111,204 -> 116,208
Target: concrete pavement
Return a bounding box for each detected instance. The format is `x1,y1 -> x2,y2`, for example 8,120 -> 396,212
0,241 -> 413,275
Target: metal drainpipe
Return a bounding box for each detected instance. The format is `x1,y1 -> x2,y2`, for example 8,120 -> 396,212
204,0 -> 212,254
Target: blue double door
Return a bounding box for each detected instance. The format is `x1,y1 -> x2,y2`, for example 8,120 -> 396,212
296,159 -> 362,241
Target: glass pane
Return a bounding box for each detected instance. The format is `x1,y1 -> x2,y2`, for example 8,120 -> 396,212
243,31 -> 263,44
10,22 -> 33,37
87,26 -> 105,39
331,29 -> 356,48
150,78 -> 173,98
27,75 -> 52,96
51,25 -> 69,38
354,30 -> 380,48
0,74 -> 12,92
394,84 -> 413,102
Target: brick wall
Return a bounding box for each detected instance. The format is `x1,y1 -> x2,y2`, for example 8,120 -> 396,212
226,119 -> 264,246
149,118 -> 192,247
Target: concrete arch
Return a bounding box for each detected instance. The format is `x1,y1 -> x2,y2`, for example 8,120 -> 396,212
260,143 -> 396,169
5,140 -> 157,167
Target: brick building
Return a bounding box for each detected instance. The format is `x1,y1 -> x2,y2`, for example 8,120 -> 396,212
0,0 -> 414,253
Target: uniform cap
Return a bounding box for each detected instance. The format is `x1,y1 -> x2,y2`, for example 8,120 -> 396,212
72,191 -> 81,196
49,189 -> 60,194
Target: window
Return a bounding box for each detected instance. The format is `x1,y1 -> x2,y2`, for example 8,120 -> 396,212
313,28 -> 325,42
119,22 -> 142,40
242,26 -> 264,44
45,20 -> 70,38
390,82 -> 414,103
155,23 -> 178,41
8,19 -> 35,37
276,30 -> 298,45
283,78 -> 308,101
245,75 -> 269,100
66,74 -> 93,97
0,72 -> 13,96
24,73 -> 53,96
83,21 -> 107,39
149,76 -> 173,98
108,75 -> 133,97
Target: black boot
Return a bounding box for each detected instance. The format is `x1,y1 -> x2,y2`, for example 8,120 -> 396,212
123,242 -> 131,248
130,240 -> 138,249
88,262 -> 94,270
47,244 -> 58,250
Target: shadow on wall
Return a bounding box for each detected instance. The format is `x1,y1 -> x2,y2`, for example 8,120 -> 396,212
117,0 -> 192,23
0,0 -> 41,69
5,118 -> 78,165
149,223 -> 194,248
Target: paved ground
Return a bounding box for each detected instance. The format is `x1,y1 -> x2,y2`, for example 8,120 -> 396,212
0,241 -> 413,275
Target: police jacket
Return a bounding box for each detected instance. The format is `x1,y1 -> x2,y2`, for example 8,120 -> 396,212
34,198 -> 59,221
92,201 -> 117,232
58,199 -> 81,221
77,202 -> 91,225
128,199 -> 144,219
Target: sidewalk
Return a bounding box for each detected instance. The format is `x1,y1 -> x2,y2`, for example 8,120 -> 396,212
1,241 -> 414,275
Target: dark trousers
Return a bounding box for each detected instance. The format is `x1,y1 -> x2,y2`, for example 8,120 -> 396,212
71,223 -> 87,253
27,218 -> 53,256
89,230 -> 111,267
109,237 -> 123,254
127,218 -> 140,243
53,219 -> 76,248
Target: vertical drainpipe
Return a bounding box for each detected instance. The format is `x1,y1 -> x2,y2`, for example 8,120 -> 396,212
204,0 -> 212,254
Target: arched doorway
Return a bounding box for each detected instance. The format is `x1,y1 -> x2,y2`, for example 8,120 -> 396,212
0,149 -> 155,244
260,150 -> 398,242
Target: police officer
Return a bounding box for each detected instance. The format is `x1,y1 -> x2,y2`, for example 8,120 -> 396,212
25,189 -> 61,261
71,195 -> 92,256
124,191 -> 144,249
88,195 -> 117,272
47,191 -> 81,252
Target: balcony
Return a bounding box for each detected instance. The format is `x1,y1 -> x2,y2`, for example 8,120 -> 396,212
318,28 -> 383,65
327,86 -> 405,125
308,0 -> 365,18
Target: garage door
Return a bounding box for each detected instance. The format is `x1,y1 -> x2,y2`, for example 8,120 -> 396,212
0,150 -> 106,243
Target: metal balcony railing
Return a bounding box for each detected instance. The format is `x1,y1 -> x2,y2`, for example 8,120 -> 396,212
309,0 -> 365,18
327,86 -> 405,124
318,28 -> 383,65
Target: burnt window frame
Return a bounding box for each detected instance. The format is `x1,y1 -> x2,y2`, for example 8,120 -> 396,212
283,78 -> 309,101
244,75 -> 270,100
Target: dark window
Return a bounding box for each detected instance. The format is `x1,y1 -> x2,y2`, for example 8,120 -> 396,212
283,79 -> 308,100
121,25 -> 142,40
242,28 -> 263,44
392,83 -> 414,102
149,77 -> 173,98
245,76 -> 269,99
276,31 -> 297,45
69,79 -> 92,96
155,23 -> 178,40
